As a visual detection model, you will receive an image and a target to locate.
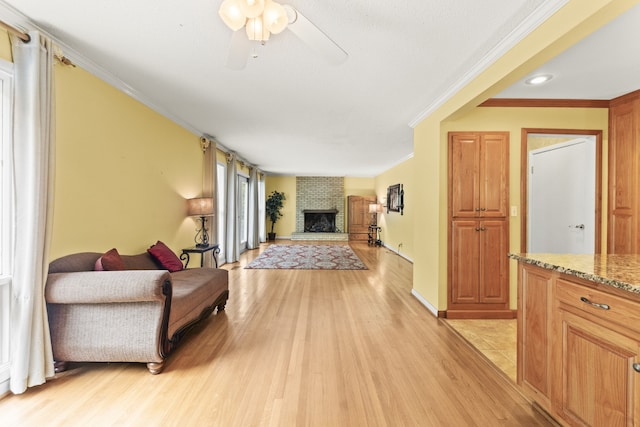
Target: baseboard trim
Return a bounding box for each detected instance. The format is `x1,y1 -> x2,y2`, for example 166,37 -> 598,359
411,288 -> 439,317
0,378 -> 9,399
382,242 -> 413,263
445,309 -> 517,319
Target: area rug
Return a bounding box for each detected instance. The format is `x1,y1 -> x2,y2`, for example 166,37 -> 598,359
245,244 -> 368,270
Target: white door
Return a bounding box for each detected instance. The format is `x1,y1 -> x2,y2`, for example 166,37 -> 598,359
528,137 -> 595,254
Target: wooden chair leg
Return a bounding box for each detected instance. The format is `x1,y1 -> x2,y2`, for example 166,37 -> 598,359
53,361 -> 68,373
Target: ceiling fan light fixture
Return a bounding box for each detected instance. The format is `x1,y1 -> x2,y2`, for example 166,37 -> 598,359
240,0 -> 265,19
263,0 -> 288,34
246,16 -> 270,41
219,0 -> 247,31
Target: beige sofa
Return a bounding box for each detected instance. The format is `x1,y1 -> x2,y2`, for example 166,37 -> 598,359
45,251 -> 229,374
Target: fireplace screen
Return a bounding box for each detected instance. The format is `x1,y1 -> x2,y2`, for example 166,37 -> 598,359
303,210 -> 338,232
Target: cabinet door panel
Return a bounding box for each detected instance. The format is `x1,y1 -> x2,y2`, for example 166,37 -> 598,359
608,99 -> 639,253
518,264 -> 552,400
480,134 -> 509,217
556,310 -> 639,427
479,220 -> 508,303
450,134 -> 480,218
451,221 -> 480,303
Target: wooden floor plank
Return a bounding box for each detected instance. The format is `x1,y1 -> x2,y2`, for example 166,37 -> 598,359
0,241 -> 551,426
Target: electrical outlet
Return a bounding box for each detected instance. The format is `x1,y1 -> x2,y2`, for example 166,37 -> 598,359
510,206 -> 518,217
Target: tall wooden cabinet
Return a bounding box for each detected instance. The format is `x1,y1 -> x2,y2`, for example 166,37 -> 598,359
448,132 -> 511,318
348,195 -> 376,241
608,89 -> 640,253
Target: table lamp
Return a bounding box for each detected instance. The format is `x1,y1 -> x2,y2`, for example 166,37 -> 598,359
187,197 -> 214,247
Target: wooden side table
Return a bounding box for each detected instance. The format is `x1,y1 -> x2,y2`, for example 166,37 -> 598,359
180,244 -> 220,268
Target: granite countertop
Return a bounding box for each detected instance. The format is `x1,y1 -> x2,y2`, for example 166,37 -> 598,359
509,253 -> 640,296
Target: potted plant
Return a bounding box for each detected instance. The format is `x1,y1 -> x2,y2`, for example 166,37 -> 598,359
266,190 -> 286,241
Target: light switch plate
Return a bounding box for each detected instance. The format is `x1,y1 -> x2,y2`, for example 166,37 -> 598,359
510,206 -> 518,217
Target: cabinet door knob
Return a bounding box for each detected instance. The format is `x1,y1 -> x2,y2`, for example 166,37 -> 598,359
475,208 -> 481,211
475,228 -> 480,231
634,363 -> 640,373
580,296 -> 610,310
480,208 -> 486,211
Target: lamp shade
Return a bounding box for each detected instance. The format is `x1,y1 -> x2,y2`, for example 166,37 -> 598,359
246,16 -> 270,41
187,197 -> 214,216
240,0 -> 265,19
263,0 -> 288,34
219,0 -> 247,31
369,203 -> 383,213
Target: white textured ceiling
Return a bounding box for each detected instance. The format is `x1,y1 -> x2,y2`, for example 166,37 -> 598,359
2,1 -> 637,176
496,3 -> 640,100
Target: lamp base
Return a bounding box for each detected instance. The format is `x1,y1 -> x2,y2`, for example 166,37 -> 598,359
195,243 -> 209,248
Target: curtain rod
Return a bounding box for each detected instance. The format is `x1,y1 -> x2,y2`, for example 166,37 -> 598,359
0,20 -> 30,42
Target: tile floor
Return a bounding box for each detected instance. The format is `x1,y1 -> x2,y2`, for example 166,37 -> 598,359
444,319 -> 517,382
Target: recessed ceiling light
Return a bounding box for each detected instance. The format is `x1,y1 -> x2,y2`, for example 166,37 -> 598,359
525,74 -> 554,85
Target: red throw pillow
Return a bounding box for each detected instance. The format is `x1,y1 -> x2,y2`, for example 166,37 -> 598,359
147,241 -> 183,272
95,248 -> 126,271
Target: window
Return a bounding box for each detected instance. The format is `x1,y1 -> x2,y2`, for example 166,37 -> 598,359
0,58 -> 14,390
216,162 -> 226,264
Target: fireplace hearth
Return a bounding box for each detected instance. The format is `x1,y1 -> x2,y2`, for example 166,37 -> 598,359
303,209 -> 338,232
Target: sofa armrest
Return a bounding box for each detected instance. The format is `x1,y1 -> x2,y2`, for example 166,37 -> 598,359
46,270 -> 172,304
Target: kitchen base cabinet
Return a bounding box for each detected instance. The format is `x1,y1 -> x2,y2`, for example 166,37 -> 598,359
516,260 -> 640,427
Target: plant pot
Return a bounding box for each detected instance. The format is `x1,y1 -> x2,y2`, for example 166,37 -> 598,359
268,232 -> 276,241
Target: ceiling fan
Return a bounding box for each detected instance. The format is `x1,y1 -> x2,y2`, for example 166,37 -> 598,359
218,0 -> 348,70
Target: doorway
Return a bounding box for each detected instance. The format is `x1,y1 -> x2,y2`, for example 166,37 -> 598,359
520,129 -> 602,253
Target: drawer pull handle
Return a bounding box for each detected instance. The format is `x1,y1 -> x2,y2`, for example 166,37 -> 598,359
634,363 -> 640,373
580,296 -> 610,310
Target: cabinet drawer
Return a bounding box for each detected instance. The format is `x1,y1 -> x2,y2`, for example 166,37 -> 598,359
555,278 -> 640,335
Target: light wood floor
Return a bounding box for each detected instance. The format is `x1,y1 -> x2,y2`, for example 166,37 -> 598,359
0,242 -> 550,426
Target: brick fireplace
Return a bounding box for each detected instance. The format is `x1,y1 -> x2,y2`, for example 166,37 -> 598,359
294,177 -> 345,237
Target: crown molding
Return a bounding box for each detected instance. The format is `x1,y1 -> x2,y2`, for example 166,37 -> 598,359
479,98 -> 610,108
408,0 -> 568,128
0,1 -> 202,138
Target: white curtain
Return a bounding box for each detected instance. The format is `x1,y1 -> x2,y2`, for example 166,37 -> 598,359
258,173 -> 266,243
247,167 -> 260,249
9,31 -> 55,394
225,153 -> 239,263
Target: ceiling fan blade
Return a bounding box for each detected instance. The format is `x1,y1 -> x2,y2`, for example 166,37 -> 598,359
225,30 -> 251,70
283,5 -> 348,65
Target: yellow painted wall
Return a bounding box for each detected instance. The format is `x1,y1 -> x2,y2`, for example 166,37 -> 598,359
375,157 -> 415,261
265,175 -> 296,237
0,30 -> 11,62
52,64 -> 203,259
411,0 -> 631,312
344,177 -> 375,196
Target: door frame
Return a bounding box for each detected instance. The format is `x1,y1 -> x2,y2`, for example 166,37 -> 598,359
520,128 -> 603,253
